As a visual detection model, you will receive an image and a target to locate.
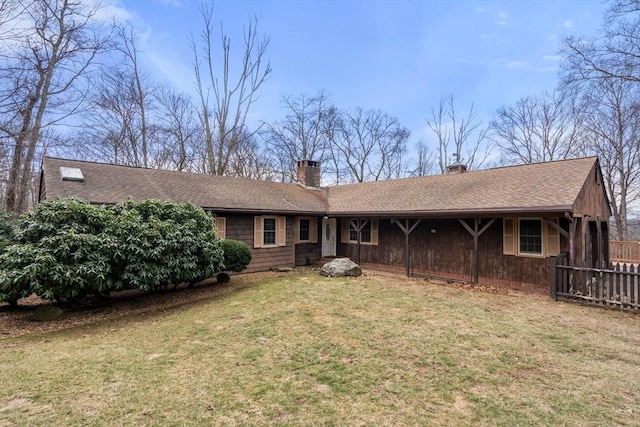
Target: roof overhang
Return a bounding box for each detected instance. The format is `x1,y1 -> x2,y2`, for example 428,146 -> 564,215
324,205 -> 574,218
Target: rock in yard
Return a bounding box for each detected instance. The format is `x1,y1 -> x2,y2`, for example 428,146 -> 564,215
32,306 -> 64,322
320,258 -> 362,277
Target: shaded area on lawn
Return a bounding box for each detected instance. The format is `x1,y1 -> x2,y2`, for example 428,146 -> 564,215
0,271 -> 282,339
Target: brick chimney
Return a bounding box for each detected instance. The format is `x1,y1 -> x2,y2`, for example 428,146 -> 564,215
445,161 -> 467,174
297,160 -> 321,188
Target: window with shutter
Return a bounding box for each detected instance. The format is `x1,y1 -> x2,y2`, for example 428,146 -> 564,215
295,217 -> 318,243
254,216 -> 285,248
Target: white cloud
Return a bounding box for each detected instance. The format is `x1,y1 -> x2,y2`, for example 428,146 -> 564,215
507,60 -> 530,69
496,12 -> 508,26
563,20 -> 572,29
90,0 -> 133,23
543,55 -> 562,61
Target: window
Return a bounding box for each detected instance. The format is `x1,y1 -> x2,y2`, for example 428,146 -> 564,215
504,217 -> 560,257
263,218 -> 277,245
295,217 -> 317,243
349,225 -> 359,242
254,216 -> 286,248
299,219 -> 310,241
519,219 -> 542,255
341,219 -> 378,245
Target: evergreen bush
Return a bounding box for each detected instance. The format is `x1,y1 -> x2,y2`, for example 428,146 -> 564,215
220,239 -> 252,273
0,197 -> 225,304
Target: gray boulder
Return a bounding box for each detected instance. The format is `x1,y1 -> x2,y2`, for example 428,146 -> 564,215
320,258 -> 362,277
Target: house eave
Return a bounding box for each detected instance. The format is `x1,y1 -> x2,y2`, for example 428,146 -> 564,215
204,207 -> 327,216
324,205 -> 574,218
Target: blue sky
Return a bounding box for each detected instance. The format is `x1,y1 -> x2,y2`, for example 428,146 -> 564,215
112,0 -> 607,146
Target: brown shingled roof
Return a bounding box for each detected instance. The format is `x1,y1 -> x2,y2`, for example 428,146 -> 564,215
327,157 -> 598,216
41,156 -> 599,216
41,157 -> 328,214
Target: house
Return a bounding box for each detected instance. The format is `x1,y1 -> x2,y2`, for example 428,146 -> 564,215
39,156 -> 611,289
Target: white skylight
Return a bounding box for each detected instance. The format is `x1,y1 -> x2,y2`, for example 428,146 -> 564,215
59,167 -> 85,182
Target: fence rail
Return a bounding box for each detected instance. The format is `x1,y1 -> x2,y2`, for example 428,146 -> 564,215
553,254 -> 640,312
609,240 -> 640,264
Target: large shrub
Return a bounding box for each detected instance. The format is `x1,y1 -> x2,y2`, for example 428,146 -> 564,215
220,239 -> 252,273
0,198 -> 116,304
108,199 -> 224,291
0,197 -> 224,304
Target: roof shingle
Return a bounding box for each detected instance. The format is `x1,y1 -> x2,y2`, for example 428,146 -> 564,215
41,158 -> 328,214
41,156 -> 599,216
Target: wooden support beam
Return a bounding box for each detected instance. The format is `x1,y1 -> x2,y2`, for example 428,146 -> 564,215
458,218 -> 497,283
349,219 -> 368,265
546,218 -> 569,239
565,212 -> 576,267
392,218 -> 422,276
596,216 -> 603,268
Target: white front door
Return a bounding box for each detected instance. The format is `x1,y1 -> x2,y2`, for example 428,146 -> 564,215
322,218 -> 337,257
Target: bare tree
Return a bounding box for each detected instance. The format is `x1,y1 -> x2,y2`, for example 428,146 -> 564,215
153,85 -> 202,172
325,107 -> 410,183
0,0 -> 110,212
406,140 -> 438,177
75,21 -> 162,169
563,0 -> 640,86
114,23 -> 152,168
578,78 -> 640,240
191,3 -> 271,176
490,91 -> 583,164
425,95 -> 491,173
228,131 -> 275,180
261,91 -> 330,183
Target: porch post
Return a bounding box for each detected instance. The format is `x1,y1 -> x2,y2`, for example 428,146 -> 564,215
566,212 -> 576,266
392,219 -> 422,277
458,218 -> 497,283
596,215 -> 603,268
349,219 -> 368,266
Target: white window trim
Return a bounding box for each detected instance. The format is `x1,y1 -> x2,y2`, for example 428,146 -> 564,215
517,217 -> 544,257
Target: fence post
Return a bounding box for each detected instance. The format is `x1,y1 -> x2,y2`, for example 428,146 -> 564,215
549,256 -> 557,300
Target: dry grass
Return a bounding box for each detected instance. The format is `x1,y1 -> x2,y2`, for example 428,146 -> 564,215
1,270 -> 639,426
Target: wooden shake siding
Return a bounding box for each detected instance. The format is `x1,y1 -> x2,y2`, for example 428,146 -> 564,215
573,164 -> 611,218
220,213 -> 295,273
294,218 -> 322,267
295,242 -> 322,266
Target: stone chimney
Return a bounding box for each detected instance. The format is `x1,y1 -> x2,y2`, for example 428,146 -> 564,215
297,160 -> 321,188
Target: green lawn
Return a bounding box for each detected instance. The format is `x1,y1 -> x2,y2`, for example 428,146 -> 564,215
1,271 -> 639,426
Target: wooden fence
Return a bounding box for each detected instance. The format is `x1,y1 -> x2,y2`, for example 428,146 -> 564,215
609,240 -> 640,264
552,253 -> 640,312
